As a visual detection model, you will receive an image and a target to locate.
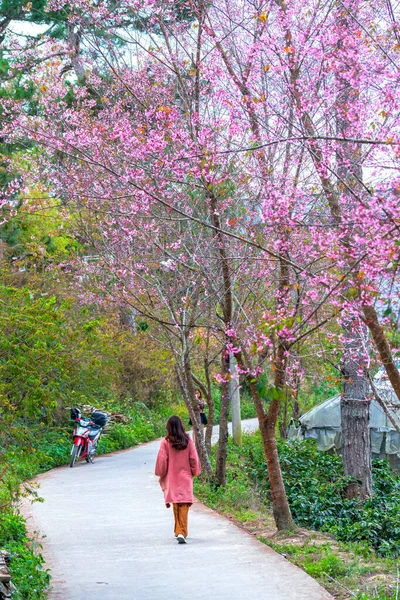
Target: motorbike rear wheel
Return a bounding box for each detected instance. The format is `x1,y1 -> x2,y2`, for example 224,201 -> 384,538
70,444 -> 81,468
86,446 -> 96,463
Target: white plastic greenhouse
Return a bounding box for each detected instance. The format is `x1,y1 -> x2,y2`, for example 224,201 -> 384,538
289,369 -> 400,469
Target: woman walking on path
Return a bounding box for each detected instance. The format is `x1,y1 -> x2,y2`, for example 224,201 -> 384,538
155,416 -> 201,544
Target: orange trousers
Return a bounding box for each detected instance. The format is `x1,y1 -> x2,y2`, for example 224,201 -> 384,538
173,503 -> 191,538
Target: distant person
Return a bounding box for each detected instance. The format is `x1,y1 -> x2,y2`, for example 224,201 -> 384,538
189,389 -> 208,440
195,389 -> 208,428
155,416 -> 201,544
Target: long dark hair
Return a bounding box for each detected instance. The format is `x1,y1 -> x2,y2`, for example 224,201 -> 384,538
166,416 -> 189,450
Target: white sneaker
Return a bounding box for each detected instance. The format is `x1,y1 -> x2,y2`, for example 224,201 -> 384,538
176,534 -> 186,544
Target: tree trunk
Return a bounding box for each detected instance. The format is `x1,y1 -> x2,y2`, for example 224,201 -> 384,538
333,0 -> 372,499
273,0 -> 373,500
66,22 -> 86,81
192,363 -> 215,456
176,361 -> 213,479
363,304 -> 400,402
239,259 -> 294,530
341,395 -> 372,498
178,382 -> 212,478
260,414 -> 294,530
183,352 -> 202,446
204,361 -> 215,456
119,306 -> 137,333
268,343 -> 295,529
279,389 -> 289,439
209,190 -> 233,486
341,317 -> 372,499
236,347 -> 294,531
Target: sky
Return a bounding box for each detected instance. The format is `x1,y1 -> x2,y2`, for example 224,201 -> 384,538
8,21 -> 48,36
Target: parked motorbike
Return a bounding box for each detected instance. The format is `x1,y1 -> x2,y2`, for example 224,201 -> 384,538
69,408 -> 108,468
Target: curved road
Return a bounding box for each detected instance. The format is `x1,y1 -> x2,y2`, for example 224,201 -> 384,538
22,420 -> 332,600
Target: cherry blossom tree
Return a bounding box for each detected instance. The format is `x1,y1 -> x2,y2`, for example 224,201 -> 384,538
4,0 -> 400,528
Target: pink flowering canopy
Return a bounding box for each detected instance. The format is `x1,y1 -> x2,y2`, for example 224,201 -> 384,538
3,0 -> 400,385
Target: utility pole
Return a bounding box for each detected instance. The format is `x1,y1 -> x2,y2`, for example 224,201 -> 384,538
229,354 -> 242,445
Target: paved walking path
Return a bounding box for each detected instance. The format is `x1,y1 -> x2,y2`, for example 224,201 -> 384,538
22,420 -> 332,600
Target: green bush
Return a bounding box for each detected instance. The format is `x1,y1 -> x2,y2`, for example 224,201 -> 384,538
0,511 -> 50,599
0,398 -> 186,597
355,594 -> 395,600
303,553 -> 348,578
266,541 -> 350,579
195,440 -> 262,513
0,286 -> 124,421
242,433 -> 400,556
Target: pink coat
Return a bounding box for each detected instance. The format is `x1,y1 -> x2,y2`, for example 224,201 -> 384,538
155,437 -> 201,504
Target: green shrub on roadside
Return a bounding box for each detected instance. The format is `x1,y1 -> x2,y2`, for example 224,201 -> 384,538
242,434 -> 400,556
302,552 -> 349,578
355,594 -> 395,600
195,441 -> 262,514
0,511 -> 50,599
265,541 -> 350,579
197,433 -> 400,557
0,398 -> 186,598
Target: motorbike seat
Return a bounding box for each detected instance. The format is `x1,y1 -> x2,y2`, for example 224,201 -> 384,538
88,425 -> 101,439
